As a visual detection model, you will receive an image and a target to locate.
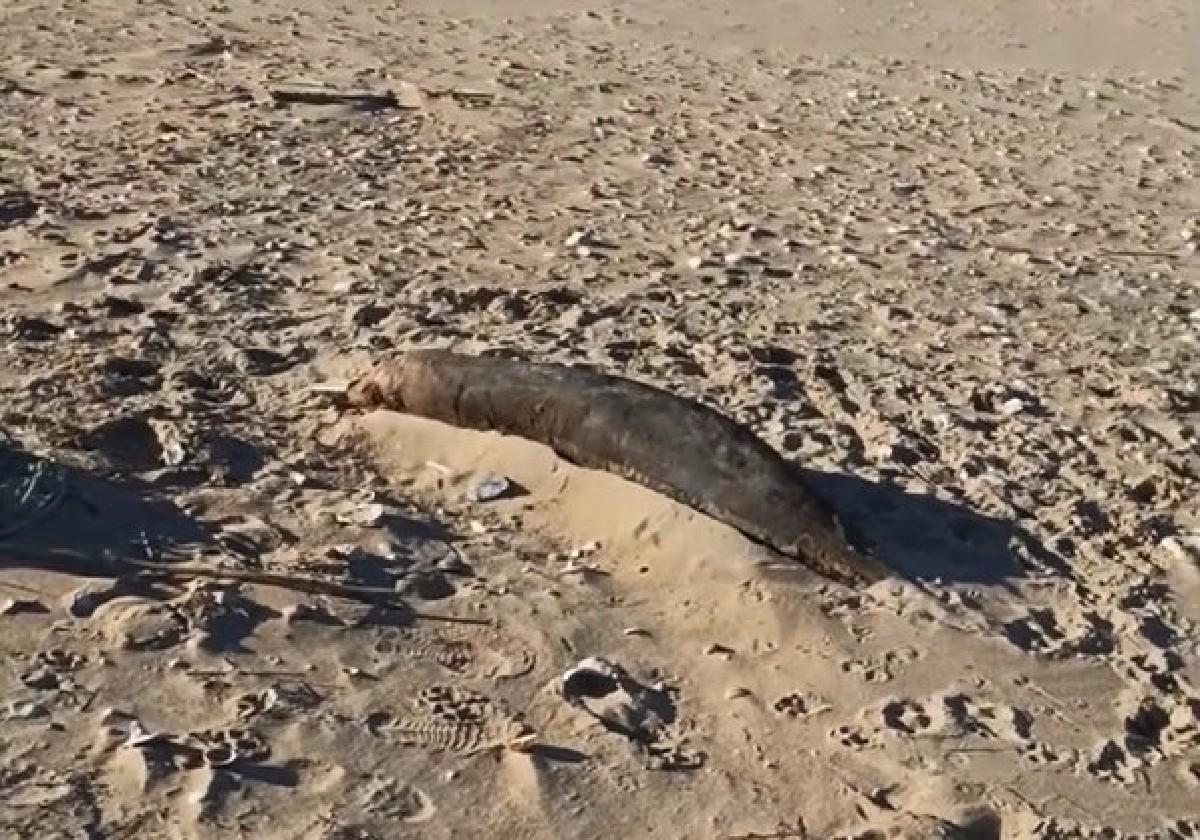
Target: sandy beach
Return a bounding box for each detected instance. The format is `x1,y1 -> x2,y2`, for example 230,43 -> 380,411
1,0 -> 1198,837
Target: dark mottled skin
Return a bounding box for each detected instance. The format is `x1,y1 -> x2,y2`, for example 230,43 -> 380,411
347,350 -> 888,587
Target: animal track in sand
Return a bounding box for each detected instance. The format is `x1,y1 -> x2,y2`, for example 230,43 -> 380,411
1002,606 -> 1116,658
234,680 -> 326,722
840,647 -> 920,683
939,692 -> 1034,742
879,698 -> 934,736
772,691 -> 833,720
830,723 -> 875,751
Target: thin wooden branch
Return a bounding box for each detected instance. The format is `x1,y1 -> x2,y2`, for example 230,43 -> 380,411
269,87 -> 404,110
0,544 -> 491,627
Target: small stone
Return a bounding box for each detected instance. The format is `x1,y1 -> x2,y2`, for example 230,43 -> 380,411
470,472 -> 510,502
704,643 -> 734,659
725,686 -> 752,700
622,627 -> 651,637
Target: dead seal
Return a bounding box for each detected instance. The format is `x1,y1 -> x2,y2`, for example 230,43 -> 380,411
346,350 -> 887,587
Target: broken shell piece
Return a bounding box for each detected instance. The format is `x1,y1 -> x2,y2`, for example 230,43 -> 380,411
126,720 -> 162,748
358,503 -> 388,527
567,540 -> 602,560
5,700 -> 48,720
1000,397 -> 1025,416
436,546 -> 472,575
188,728 -> 270,767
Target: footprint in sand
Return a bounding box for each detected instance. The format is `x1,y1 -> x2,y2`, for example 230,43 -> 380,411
359,775 -> 437,825
559,657 -> 705,770
371,627 -> 475,672
372,684 -> 536,756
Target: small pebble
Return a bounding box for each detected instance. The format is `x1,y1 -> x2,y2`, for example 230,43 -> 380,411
471,472 -> 510,502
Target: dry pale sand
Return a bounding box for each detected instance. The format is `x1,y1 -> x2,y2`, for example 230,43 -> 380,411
1,0 -> 1198,838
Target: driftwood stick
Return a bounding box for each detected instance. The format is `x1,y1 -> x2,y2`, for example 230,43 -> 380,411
0,544 -> 491,626
269,87 -> 403,109
1099,249 -> 1181,260
346,350 -> 888,587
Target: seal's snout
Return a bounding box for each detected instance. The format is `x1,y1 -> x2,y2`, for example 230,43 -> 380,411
345,376 -> 384,408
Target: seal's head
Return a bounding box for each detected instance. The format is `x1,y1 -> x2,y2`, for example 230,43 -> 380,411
345,374 -> 386,408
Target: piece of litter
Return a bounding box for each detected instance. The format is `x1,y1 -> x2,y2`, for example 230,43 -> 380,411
623,627 -> 652,637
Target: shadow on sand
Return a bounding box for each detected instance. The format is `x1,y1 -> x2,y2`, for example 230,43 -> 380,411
0,442 -> 216,577
801,468 -> 1066,586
